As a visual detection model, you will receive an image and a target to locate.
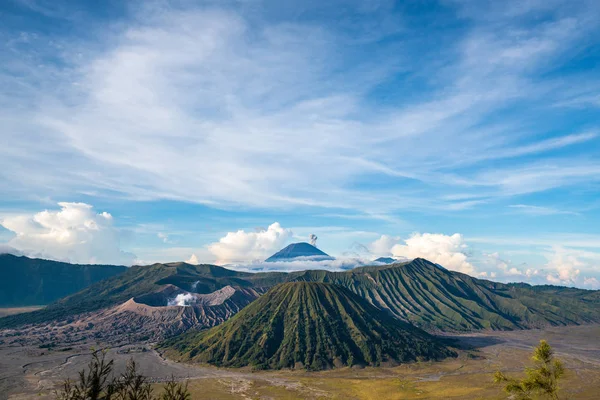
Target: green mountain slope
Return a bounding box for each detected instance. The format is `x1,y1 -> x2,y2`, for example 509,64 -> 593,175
289,259 -> 600,331
2,258 -> 599,333
161,282 -> 455,370
0,254 -> 126,307
0,261 -> 285,328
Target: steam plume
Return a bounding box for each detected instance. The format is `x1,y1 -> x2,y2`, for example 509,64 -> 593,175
168,293 -> 195,306
309,234 -> 318,247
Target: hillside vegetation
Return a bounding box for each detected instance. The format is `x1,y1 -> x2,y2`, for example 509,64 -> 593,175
0,254 -> 126,307
291,259 -> 600,331
1,257 -> 599,333
161,282 -> 455,370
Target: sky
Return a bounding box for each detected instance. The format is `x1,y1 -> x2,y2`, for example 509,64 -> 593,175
1,0 -> 599,288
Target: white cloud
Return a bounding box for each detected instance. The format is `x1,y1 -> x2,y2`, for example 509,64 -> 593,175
157,232 -> 170,243
508,204 -> 579,216
1,1 -> 600,286
224,257 -> 373,273
583,277 -> 600,289
387,233 -> 476,275
0,202 -> 135,265
477,245 -> 600,288
480,252 -> 533,279
2,2 -> 600,215
129,246 -> 212,266
0,244 -> 21,256
186,253 -> 199,265
467,233 -> 600,249
208,222 -> 293,263
369,234 -> 401,256
465,164 -> 600,197
215,229 -> 599,287
544,246 -> 583,285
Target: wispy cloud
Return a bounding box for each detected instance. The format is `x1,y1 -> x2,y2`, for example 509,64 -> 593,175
508,204 -> 580,216
1,0 -> 599,216
1,0 -> 600,282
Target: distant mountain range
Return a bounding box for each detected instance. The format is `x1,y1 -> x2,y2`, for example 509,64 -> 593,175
0,254 -> 126,307
2,257 -> 599,334
161,282 -> 456,370
265,242 -> 333,262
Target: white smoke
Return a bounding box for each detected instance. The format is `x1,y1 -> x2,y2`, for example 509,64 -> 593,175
168,293 -> 196,307
309,234 -> 318,247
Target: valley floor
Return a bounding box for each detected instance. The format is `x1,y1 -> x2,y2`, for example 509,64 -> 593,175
0,307 -> 44,318
1,324 -> 600,400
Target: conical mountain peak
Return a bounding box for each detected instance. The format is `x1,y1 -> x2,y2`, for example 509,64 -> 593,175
265,242 -> 333,262
161,282 -> 455,370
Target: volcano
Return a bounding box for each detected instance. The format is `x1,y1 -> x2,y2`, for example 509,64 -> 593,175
265,242 -> 333,262
161,282 -> 456,370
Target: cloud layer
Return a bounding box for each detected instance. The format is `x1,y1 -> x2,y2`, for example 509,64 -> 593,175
2,1 -> 600,218
208,222 -> 293,263
1,204 -> 598,289
390,233 -> 476,275
201,222 -> 600,288
1,1 -> 599,288
0,202 -> 135,265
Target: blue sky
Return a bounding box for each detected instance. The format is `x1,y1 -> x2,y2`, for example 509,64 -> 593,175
1,0 -> 600,288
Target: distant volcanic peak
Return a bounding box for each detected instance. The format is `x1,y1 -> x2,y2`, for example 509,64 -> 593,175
264,242 -> 333,262
373,257 -> 397,264
162,281 -> 456,370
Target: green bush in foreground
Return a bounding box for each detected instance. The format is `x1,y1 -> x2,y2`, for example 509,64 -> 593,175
55,350 -> 190,400
494,340 -> 565,400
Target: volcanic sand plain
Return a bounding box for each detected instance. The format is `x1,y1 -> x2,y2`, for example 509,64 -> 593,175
1,324 -> 599,400
0,307 -> 44,318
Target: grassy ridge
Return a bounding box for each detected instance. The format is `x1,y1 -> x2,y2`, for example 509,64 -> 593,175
0,254 -> 126,307
0,262 -> 286,328
2,258 -> 599,332
161,282 -> 456,370
291,259 -> 600,331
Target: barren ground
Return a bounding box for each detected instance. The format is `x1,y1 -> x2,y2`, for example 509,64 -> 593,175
1,324 -> 599,399
0,308 -> 43,318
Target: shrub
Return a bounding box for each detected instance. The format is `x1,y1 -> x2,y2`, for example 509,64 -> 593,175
494,340 -> 565,400
54,350 -> 192,400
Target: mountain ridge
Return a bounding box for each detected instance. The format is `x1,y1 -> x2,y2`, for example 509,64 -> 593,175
0,254 -> 127,307
1,257 -> 599,334
160,282 -> 456,370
